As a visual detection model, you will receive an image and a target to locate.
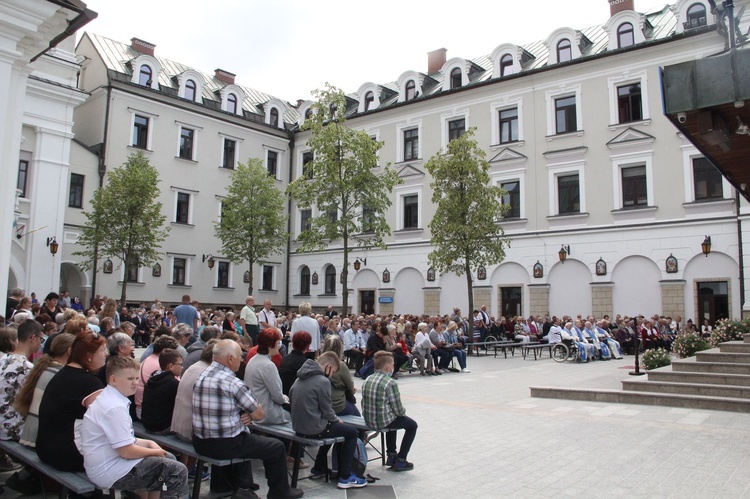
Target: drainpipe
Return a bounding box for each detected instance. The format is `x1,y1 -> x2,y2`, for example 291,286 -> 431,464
91,84 -> 112,301
737,190 -> 745,313
284,130 -> 295,310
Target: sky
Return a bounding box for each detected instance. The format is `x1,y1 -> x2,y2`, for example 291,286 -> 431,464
80,0 -> 673,103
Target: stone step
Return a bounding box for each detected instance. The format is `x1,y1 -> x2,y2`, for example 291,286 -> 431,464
743,333 -> 750,344
720,341 -> 750,354
696,351 -> 750,364
529,386 -> 750,413
672,359 -> 750,375
622,379 -> 750,399
647,370 -> 750,386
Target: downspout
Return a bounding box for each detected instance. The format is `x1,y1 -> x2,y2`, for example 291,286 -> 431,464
91,84 -> 112,301
737,190 -> 745,312
285,130 -> 295,310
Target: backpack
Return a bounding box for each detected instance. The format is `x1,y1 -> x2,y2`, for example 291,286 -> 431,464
359,358 -> 375,379
351,438 -> 368,478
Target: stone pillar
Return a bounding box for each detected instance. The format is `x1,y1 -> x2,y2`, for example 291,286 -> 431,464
590,282 -> 614,319
473,286 -> 492,314
660,280 -> 686,320
423,287 -> 441,317
528,284 -> 550,317
378,288 -> 395,316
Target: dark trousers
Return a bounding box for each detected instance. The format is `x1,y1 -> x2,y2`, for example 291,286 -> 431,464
305,421 -> 358,479
385,416 -> 418,460
193,431 -> 289,495
432,348 -> 452,369
344,349 -> 365,372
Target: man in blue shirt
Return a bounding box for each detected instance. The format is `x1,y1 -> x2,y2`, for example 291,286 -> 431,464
173,294 -> 198,331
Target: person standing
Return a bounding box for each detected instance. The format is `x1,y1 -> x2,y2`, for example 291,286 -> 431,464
173,295 -> 199,332
290,302 -> 320,355
239,296 -> 259,347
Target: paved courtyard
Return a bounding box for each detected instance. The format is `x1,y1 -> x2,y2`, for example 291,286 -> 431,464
4,351 -> 750,499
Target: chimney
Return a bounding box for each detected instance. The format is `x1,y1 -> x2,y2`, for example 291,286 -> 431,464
130,37 -> 155,56
609,0 -> 635,16
427,48 -> 447,74
214,69 -> 236,85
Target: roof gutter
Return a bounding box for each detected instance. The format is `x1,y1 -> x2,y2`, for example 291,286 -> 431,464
30,0 -> 98,63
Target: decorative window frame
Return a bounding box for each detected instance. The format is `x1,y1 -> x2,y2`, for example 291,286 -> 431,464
167,253 -> 193,287
218,132 -> 243,170
128,107 -> 158,150
174,120 -> 202,161
490,44 -> 523,78
680,142 -> 732,205
298,101 -> 314,127
610,151 -> 655,211
607,70 -> 650,128
396,120 -> 423,163
130,54 -> 161,90
491,168 -> 526,221
545,148 -> 587,218
119,263 -> 143,284
544,27 -> 582,64
171,186 -> 197,225
604,11 -> 647,50
441,110 -> 470,149
261,264 -> 277,291
671,0 -> 714,34
440,58 -> 469,91
219,85 -> 245,115
357,82 -> 381,112
491,96 -> 524,147
176,70 -> 204,104
264,145 -> 284,181
214,260 -> 233,289
545,84 -> 582,137
264,99 -> 286,128
394,184 -> 422,231
396,71 -> 424,103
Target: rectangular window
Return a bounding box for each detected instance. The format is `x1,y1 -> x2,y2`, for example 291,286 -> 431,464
133,115 -> 149,149
300,209 -> 312,232
500,286 -> 522,318
126,263 -> 139,283
267,151 -> 278,177
176,192 -> 190,224
222,139 -> 236,169
327,208 -> 338,224
621,166 -> 647,208
262,265 -> 274,291
69,173 -> 84,208
403,194 -> 418,229
693,157 -> 723,201
179,127 -> 194,160
403,128 -> 418,161
448,118 -> 465,142
557,174 -> 580,214
555,96 -> 577,134
302,151 -> 314,179
172,258 -> 186,285
217,261 -> 230,288
17,160 -> 29,198
617,83 -> 642,123
499,108 -> 518,144
500,180 -> 520,218
362,204 -> 375,233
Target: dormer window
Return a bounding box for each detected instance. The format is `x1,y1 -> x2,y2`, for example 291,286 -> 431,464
686,3 -> 707,28
500,54 -> 514,77
364,91 -> 374,111
139,65 -> 152,86
270,108 -> 279,127
405,80 -> 416,101
617,23 -> 635,48
227,93 -> 238,114
305,109 -> 313,120
185,79 -> 197,102
450,68 -> 462,89
557,39 -> 572,63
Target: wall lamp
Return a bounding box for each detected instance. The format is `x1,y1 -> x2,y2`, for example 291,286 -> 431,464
701,236 -> 711,257
353,257 -> 367,271
202,254 -> 215,269
46,237 -> 59,256
558,245 -> 570,263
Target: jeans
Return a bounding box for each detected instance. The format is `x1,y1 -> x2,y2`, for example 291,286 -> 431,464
451,348 -> 467,369
305,421 -> 358,478
385,416 -> 418,460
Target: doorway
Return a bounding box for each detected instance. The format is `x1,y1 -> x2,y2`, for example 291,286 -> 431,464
360,290 -> 375,315
697,281 -> 729,328
500,286 -> 522,318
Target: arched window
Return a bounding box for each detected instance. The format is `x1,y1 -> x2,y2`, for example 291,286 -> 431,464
500,54 -> 514,77
324,265 -> 336,294
450,67 -> 462,89
185,79 -> 197,102
405,80 -> 416,101
227,93 -> 238,114
138,65 -> 152,86
556,39 -> 572,63
687,3 -> 707,28
270,108 -> 279,127
300,266 -> 310,295
305,108 -> 313,120
364,91 -> 374,112
617,22 -> 635,48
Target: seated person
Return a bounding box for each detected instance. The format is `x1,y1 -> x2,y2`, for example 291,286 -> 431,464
279,331 -> 312,396
81,355 -> 188,498
596,320 -> 623,359
320,335 -> 359,417
412,322 -> 437,376
289,352 -> 366,489
141,348 -> 182,433
428,322 -> 453,372
546,318 -> 564,345
342,320 -> 366,373
445,322 -> 470,373
563,322 -> 590,362
0,319 -> 41,441
244,328 -> 290,426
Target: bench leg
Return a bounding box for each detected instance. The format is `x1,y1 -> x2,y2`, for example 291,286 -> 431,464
59,486 -> 69,499
192,459 -> 205,499
290,443 -> 304,488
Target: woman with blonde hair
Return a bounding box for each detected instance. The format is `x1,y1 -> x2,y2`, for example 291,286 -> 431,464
321,334 -> 360,416
99,297 -> 119,328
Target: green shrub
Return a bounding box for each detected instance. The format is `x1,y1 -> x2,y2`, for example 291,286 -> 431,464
672,332 -> 711,359
709,318 -> 750,347
642,347 -> 671,370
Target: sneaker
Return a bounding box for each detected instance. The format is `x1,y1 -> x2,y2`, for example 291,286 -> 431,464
434,370 -> 442,375
461,368 -> 471,373
385,453 -> 397,467
391,458 -> 414,472
337,473 -> 367,489
0,455 -> 22,472
188,465 -> 210,481
309,468 -> 327,480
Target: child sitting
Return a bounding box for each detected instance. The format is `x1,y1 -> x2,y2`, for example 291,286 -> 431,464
141,349 -> 182,433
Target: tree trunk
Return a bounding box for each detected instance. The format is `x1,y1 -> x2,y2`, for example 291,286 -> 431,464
465,261 -> 474,316
342,227 -> 349,316
247,263 -> 254,295
120,278 -> 128,308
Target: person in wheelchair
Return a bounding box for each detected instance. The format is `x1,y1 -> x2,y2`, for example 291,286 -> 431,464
564,322 -> 590,362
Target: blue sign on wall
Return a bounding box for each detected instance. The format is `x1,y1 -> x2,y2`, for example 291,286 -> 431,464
378,296 -> 393,303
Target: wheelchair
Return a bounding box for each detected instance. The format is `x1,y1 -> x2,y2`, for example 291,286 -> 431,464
551,339 -> 580,363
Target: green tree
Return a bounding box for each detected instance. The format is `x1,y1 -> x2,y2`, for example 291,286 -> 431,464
74,152 -> 169,305
214,158 -> 287,295
425,128 -> 510,315
287,84 -> 401,314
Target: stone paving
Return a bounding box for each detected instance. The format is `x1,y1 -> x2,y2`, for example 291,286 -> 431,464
5,350 -> 750,498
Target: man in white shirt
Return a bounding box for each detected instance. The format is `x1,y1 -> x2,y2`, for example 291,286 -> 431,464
342,320 -> 366,372
239,296 -> 259,345
259,300 -> 276,330
290,301 -> 320,353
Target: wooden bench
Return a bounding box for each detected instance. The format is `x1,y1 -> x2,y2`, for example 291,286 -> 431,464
133,422 -> 250,498
0,439 -> 97,499
467,341 -> 500,357
493,342 -> 524,358
522,343 -> 553,360
249,422 -> 344,488
339,415 -> 397,466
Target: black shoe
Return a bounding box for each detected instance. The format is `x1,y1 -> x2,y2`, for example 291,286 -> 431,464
267,487 -> 304,499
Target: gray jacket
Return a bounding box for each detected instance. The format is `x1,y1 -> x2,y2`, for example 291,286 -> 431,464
289,359 -> 337,436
